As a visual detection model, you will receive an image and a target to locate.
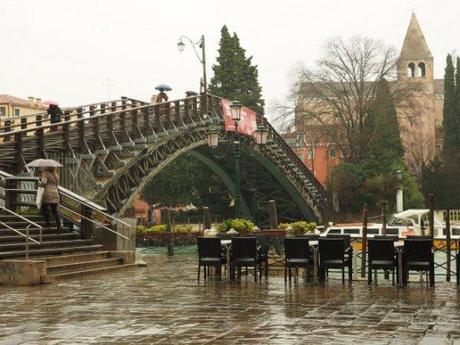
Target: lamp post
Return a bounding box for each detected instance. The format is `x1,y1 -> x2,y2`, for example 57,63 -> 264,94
395,169 -> 403,212
177,35 -> 208,115
207,101 -> 268,218
230,101 -> 242,217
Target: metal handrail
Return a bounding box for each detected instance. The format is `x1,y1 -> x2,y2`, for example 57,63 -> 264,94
0,206 -> 41,259
59,204 -> 129,240
59,188 -> 131,228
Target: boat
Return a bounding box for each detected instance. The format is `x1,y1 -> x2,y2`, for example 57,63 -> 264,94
322,209 -> 460,250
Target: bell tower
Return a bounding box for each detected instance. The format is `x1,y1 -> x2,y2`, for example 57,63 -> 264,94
398,13 -> 433,83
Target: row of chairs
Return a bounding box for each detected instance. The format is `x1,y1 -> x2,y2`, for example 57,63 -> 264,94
198,235 -> 459,286
286,235 -> 436,286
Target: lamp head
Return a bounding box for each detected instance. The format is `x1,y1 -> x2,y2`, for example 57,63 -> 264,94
230,100 -> 242,122
177,39 -> 185,53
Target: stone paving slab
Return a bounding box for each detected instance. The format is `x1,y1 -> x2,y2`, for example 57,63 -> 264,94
0,255 -> 460,344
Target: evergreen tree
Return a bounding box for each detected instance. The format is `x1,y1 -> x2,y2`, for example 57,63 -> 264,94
441,54 -> 457,156
367,78 -> 404,165
209,25 -> 265,114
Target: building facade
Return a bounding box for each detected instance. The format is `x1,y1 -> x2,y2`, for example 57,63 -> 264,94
0,94 -> 46,127
286,13 -> 443,187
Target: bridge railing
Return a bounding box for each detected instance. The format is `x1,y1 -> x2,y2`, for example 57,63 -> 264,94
0,97 -> 145,135
258,115 -> 329,206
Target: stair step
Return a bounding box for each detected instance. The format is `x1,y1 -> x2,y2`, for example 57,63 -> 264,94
42,251 -> 111,266
0,227 -> 71,236
47,258 -> 123,274
0,239 -> 93,251
0,244 -> 104,258
0,233 -> 79,243
49,263 -> 137,279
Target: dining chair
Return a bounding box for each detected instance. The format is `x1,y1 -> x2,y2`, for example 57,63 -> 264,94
402,238 -> 434,287
367,238 -> 398,285
197,237 -> 226,281
284,238 -> 314,283
231,237 -> 258,282
318,238 -> 352,284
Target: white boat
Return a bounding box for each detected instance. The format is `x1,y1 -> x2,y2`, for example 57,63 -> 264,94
322,209 -> 460,240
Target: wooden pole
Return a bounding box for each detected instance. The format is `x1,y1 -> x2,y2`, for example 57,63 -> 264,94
202,207 -> 211,230
429,194 -> 434,238
445,209 -> 451,282
381,201 -> 387,237
361,203 -> 368,278
268,200 -> 278,230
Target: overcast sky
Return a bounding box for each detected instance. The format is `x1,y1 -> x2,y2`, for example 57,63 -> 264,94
1,0 -> 458,112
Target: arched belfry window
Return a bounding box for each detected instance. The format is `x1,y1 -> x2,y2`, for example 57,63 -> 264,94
418,62 -> 426,77
407,63 -> 415,78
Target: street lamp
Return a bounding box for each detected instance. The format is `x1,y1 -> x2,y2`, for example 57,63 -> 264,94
207,128 -> 219,148
177,35 -> 208,114
395,169 -> 403,212
254,124 -> 269,145
207,101 -> 269,218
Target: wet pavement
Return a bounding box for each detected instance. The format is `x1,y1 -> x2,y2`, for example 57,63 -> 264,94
1,255 -> 460,344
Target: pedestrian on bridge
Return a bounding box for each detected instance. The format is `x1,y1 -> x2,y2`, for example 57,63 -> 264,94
46,103 -> 63,132
40,167 -> 62,231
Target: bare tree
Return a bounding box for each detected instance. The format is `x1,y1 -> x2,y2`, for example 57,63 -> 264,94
281,36 -> 424,162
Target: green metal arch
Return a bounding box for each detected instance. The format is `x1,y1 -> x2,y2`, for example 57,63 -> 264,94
114,140 -> 251,218
240,145 -> 316,221
188,150 -> 252,219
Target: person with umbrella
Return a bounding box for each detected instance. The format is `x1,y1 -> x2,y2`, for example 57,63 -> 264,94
43,100 -> 63,131
27,159 -> 63,231
151,84 -> 172,104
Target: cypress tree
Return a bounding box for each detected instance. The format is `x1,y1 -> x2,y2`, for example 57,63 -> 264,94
209,26 -> 265,114
441,54 -> 456,156
455,57 -> 460,149
367,78 -> 404,166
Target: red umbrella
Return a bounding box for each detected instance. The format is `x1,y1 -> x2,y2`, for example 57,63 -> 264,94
42,100 -> 59,106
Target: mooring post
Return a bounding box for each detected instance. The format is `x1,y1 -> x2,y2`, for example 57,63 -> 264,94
429,194 -> 434,238
268,200 -> 278,230
381,201 -> 387,237
203,207 -> 211,230
161,208 -> 174,256
445,209 -> 451,282
361,203 -> 368,278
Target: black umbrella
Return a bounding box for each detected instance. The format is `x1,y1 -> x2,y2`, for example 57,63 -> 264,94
155,84 -> 172,91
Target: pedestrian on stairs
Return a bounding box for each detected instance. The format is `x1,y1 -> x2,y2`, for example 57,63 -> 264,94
40,167 -> 61,231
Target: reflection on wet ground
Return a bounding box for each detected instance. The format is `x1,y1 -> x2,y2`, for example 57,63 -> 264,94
1,255 -> 460,344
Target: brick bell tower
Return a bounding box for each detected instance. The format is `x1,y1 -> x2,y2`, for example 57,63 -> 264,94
398,13 -> 434,87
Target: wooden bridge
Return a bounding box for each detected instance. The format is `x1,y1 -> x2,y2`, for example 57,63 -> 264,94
0,94 -> 330,224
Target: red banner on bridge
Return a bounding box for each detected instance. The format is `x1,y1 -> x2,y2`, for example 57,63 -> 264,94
222,99 -> 257,136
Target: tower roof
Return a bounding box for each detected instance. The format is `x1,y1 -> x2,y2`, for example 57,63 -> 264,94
400,13 -> 432,59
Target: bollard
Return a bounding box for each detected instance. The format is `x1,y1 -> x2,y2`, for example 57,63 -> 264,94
361,204 -> 368,278
268,200 -> 278,230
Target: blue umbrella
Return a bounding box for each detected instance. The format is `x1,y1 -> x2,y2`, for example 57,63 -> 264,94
155,84 -> 172,91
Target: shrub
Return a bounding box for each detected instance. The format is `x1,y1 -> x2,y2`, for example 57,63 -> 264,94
174,224 -> 193,233
278,223 -> 289,230
221,218 -> 255,232
287,221 -> 317,233
136,224 -> 168,233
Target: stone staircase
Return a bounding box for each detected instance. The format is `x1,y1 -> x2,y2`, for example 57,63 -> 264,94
0,213 -> 136,280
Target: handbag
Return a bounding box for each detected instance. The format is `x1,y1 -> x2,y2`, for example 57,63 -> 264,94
36,186 -> 45,209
